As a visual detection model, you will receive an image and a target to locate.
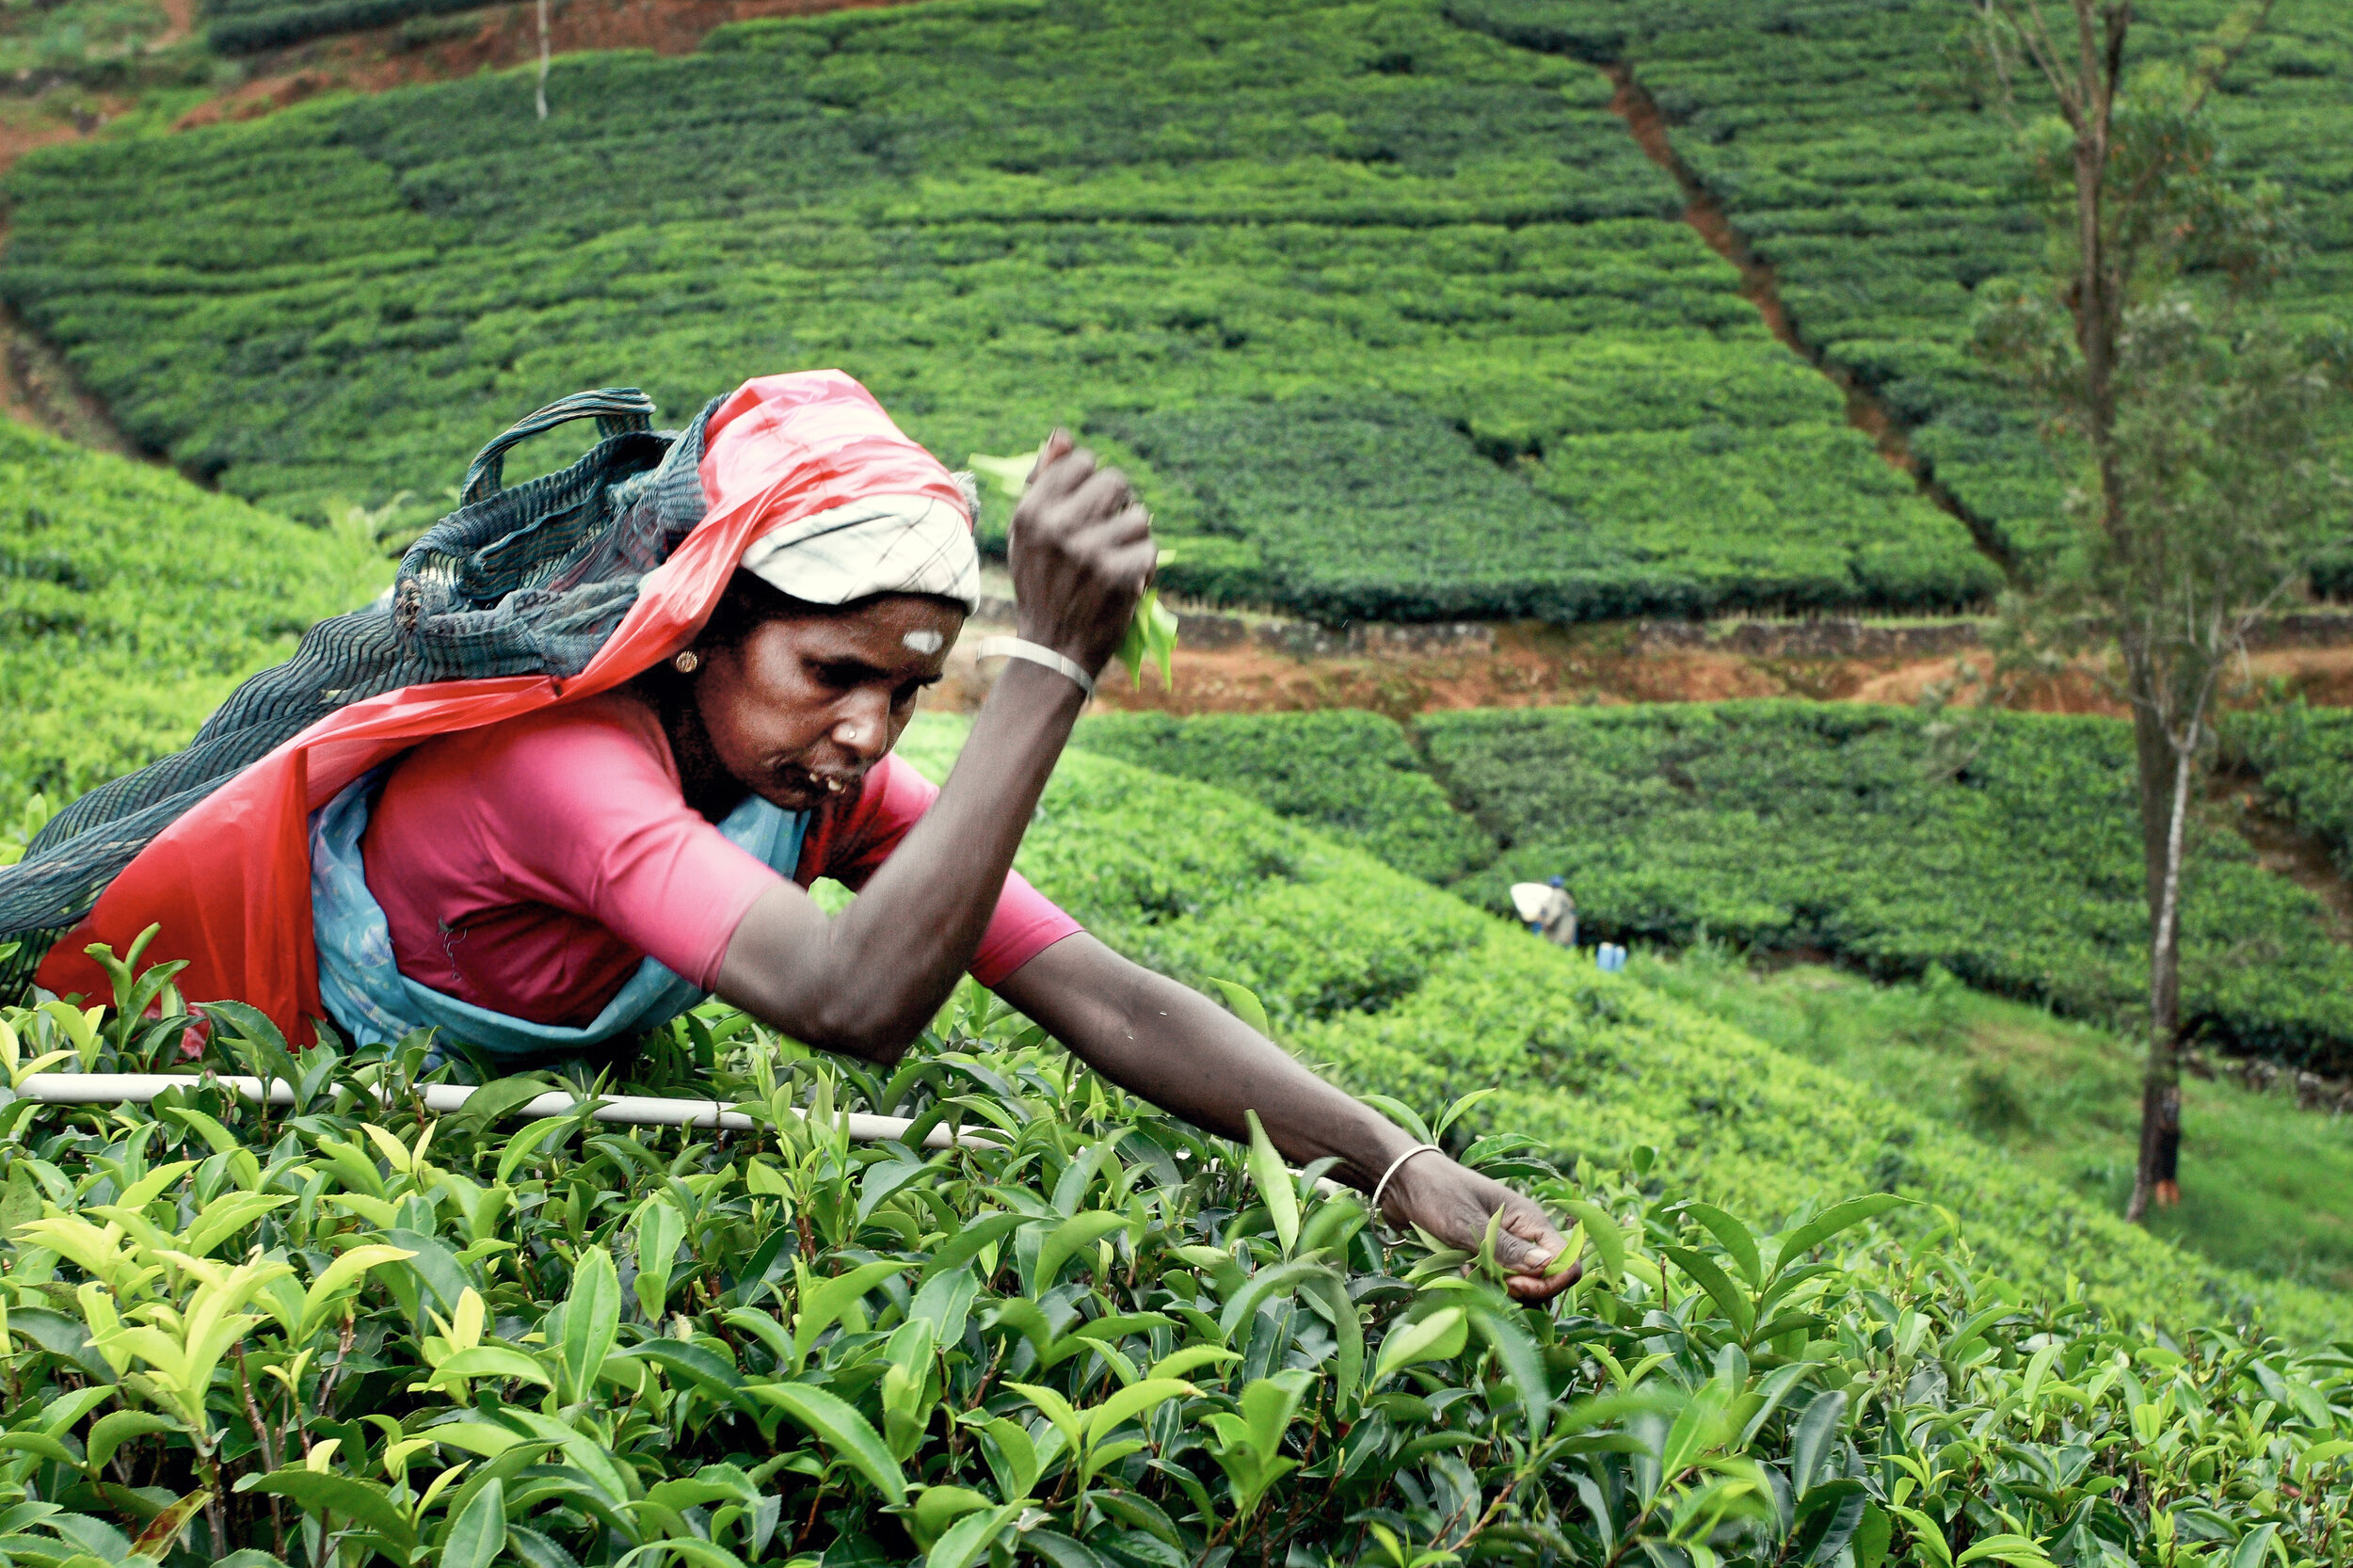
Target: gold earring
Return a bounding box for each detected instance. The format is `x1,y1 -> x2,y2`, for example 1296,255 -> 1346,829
673,650 -> 700,675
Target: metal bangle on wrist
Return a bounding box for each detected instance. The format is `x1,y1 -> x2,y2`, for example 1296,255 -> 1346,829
1369,1142 -> 1442,1220
974,636 -> 1096,698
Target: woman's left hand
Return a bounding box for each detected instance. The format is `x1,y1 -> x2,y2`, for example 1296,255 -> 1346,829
1381,1149 -> 1581,1302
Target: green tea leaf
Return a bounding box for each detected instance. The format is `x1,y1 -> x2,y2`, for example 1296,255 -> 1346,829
440,1478 -> 507,1568
752,1384 -> 907,1506
242,1471 -> 419,1552
1243,1110 -> 1299,1256
1032,1210 -> 1128,1294
1772,1195 -> 1913,1273
1206,979 -> 1271,1036
560,1246 -> 620,1405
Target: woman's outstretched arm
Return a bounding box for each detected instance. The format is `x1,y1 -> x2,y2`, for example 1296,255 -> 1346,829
993,933 -> 1577,1302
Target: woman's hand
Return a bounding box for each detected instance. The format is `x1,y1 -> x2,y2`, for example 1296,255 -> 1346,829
994,937 -> 1582,1304
1010,429 -> 1157,679
1379,1149 -> 1580,1303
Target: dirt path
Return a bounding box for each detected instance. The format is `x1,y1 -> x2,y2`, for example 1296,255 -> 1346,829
153,0 -> 197,50
1596,62 -> 2018,580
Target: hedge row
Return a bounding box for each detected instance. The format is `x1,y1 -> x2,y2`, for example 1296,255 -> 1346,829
203,0 -> 486,56
0,422 -> 386,839
1448,0 -> 2353,575
0,0 -> 2002,621
2229,702 -> 2353,877
1074,702 -> 2353,1077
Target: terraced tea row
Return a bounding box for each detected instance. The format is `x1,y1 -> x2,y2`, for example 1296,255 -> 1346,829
0,0 -> 2000,621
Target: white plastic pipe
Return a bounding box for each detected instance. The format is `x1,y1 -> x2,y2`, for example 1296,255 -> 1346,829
11,1073 -> 989,1151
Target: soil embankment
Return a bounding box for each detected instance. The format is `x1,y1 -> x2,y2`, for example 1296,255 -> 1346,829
176,0 -> 909,127
931,600 -> 2353,721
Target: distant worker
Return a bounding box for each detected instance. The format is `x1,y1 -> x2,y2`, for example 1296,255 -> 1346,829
1511,875 -> 1577,949
0,372 -> 1575,1298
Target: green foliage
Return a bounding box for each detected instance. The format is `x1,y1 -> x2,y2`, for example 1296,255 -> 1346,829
897,718 -> 2349,1339
0,421 -> 388,829
0,0 -> 2001,621
0,0 -> 175,79
1414,702 -> 2353,1072
2228,701 -> 2353,877
1449,0 -> 2353,579
200,0 -> 481,56
1075,709 -> 1494,885
1641,952 -> 2353,1297
1070,701 -> 2353,1075
3,922 -> 2351,1566
1113,394 -> 1994,620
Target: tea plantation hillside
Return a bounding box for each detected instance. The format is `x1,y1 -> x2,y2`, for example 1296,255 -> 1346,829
0,0 -> 2006,622
0,423 -> 387,841
6,880 -> 2349,1565
2231,703 -> 2353,878
1075,704 -> 2353,1075
903,716 -> 2349,1341
1451,0 -> 2353,570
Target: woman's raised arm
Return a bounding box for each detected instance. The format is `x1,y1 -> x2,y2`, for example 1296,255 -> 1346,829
714,432 -> 1151,1060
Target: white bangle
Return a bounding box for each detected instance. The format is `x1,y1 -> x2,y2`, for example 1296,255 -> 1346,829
974,636 -> 1096,698
1369,1142 -> 1442,1219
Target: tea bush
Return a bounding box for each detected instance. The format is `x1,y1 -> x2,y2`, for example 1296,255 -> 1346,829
200,0 -> 484,56
1449,0 -> 2353,575
1,728 -> 2349,1566
0,423 -> 387,840
1073,710 -> 1494,886
0,0 -> 1997,621
1415,703 -> 2353,1072
916,723 -> 2348,1340
2227,704 -> 2353,877
1069,702 -> 2353,1076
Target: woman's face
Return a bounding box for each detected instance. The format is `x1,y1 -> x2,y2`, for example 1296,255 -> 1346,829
693,594 -> 964,812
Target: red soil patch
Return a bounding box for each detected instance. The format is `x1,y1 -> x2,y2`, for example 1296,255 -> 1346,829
178,0 -> 908,127
929,620 -> 2353,721
154,0 -> 199,49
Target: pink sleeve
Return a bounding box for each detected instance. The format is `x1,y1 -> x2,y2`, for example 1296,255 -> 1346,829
479,712 -> 786,990
813,755 -> 1084,987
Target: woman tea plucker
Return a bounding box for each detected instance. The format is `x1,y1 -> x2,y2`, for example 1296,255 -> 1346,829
42,372 -> 1576,1300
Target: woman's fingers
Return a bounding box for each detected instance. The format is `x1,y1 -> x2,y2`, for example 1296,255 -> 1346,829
1006,434 -> 1158,676
1497,1200 -> 1578,1300
1069,464 -> 1134,520
1027,429 -> 1080,494
1393,1155 -> 1580,1302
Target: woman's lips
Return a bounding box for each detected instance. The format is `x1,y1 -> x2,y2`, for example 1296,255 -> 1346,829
776,761 -> 862,801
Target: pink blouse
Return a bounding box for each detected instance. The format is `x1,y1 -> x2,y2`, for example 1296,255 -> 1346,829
361,694 -> 1080,1028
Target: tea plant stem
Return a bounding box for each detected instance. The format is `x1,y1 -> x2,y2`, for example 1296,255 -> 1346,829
235,1341 -> 287,1556
312,1315 -> 357,1433
792,1481 -> 829,1553
200,1446 -> 228,1556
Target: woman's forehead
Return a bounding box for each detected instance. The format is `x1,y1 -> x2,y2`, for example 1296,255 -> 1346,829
767,595 -> 963,665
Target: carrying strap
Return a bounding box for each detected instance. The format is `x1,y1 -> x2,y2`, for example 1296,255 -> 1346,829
459,388 -> 658,507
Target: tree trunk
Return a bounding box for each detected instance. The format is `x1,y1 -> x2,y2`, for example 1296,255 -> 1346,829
536,0 -> 552,120
2127,710 -> 2192,1223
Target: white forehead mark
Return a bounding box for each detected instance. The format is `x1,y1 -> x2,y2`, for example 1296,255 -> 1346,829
902,630 -> 945,655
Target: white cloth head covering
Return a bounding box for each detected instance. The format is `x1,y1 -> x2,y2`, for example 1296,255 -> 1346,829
696,370 -> 982,614
737,491 -> 980,612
